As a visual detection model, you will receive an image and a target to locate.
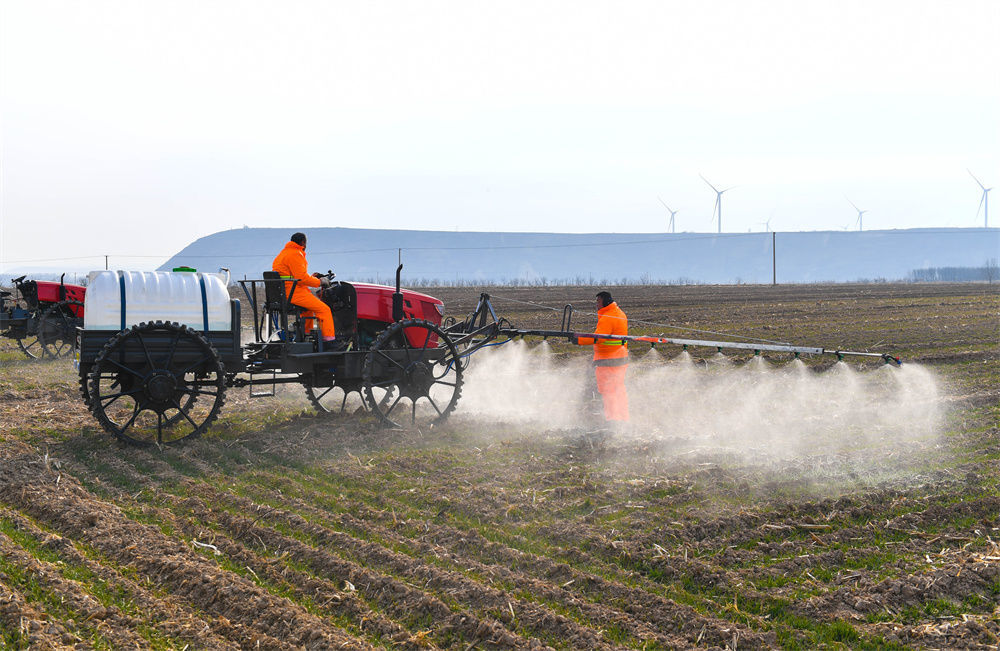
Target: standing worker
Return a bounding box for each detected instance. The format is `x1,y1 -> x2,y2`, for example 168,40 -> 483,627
574,291 -> 629,425
272,232 -> 344,351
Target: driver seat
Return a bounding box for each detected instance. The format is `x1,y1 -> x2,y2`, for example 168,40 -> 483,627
262,271 -> 308,341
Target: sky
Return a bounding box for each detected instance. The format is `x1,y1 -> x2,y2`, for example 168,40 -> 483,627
1,0 -> 998,272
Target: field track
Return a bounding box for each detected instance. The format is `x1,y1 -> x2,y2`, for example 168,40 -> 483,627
1,282 -> 997,649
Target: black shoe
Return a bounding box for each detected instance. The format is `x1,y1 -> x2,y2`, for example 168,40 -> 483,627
323,337 -> 350,352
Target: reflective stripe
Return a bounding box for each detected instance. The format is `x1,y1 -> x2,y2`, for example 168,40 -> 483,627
117,270 -> 126,330
594,356 -> 629,367
198,273 -> 209,333
598,339 -> 627,345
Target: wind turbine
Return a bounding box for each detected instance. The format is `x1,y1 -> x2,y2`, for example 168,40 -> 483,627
847,198 -> 867,231
657,197 -> 678,233
700,174 -> 733,233
968,170 -> 992,228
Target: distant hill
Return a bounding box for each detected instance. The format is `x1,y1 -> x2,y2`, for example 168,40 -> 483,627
158,227 -> 999,285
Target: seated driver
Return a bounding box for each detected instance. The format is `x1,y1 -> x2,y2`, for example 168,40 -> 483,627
272,232 -> 345,350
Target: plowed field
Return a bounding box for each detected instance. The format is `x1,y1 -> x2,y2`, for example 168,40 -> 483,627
1,282 -> 997,649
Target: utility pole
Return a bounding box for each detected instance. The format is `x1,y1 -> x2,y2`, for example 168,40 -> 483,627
105,255 -> 109,270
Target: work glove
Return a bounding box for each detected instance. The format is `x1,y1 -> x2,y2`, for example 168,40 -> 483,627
320,276 -> 332,288
568,333 -> 580,345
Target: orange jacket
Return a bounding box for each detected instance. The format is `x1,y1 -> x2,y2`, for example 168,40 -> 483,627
577,301 -> 628,362
272,241 -> 320,303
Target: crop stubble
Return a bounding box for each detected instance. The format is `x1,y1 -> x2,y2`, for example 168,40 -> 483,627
0,282 -> 997,649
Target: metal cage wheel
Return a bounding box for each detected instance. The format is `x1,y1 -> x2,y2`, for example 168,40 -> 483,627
14,308 -> 44,360
305,378 -> 394,416
305,378 -> 365,415
80,363 -> 200,419
37,300 -> 84,359
362,319 -> 463,428
86,321 -> 226,446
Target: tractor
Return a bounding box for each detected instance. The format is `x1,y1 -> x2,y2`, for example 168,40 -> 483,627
1,274 -> 86,359
76,266 -> 466,445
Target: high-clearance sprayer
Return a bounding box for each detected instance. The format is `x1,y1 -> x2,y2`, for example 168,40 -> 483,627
73,268 -> 901,447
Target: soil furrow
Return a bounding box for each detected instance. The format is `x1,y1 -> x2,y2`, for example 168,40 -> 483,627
235,470 -> 771,649
169,495 -> 441,650
872,617 -> 1000,649
0,528 -> 150,649
342,510 -> 771,650
0,456 -> 371,651
249,465 -> 777,645
210,484 -> 775,650
721,495 -> 1000,570
797,553 -> 1000,620
329,510 -> 683,649
0,504 -> 239,651
532,489 -> 998,577
202,498 -> 549,650
57,447 -> 422,648
0,575 -> 74,649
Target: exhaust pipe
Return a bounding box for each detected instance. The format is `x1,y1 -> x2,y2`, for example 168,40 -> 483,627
392,264 -> 404,322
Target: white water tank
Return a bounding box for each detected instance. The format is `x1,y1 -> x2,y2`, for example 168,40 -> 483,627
84,271 -> 233,331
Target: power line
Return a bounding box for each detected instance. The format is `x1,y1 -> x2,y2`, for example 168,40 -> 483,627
1,228 -> 993,266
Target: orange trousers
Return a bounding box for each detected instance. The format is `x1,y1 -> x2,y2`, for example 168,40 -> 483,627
291,291 -> 336,339
594,365 -> 629,422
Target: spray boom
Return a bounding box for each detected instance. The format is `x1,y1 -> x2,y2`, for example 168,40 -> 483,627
446,293 -> 902,366
502,329 -> 901,365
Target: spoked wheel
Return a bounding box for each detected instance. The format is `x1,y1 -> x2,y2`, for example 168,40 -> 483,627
14,309 -> 44,359
305,379 -> 366,415
305,379 -> 395,415
87,321 -> 226,446
363,319 -> 463,428
38,301 -> 84,359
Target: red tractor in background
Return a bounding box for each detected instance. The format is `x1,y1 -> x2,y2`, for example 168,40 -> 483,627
0,274 -> 86,359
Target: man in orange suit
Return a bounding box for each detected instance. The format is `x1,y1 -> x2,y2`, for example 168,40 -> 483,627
575,291 -> 629,424
272,232 -> 342,349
